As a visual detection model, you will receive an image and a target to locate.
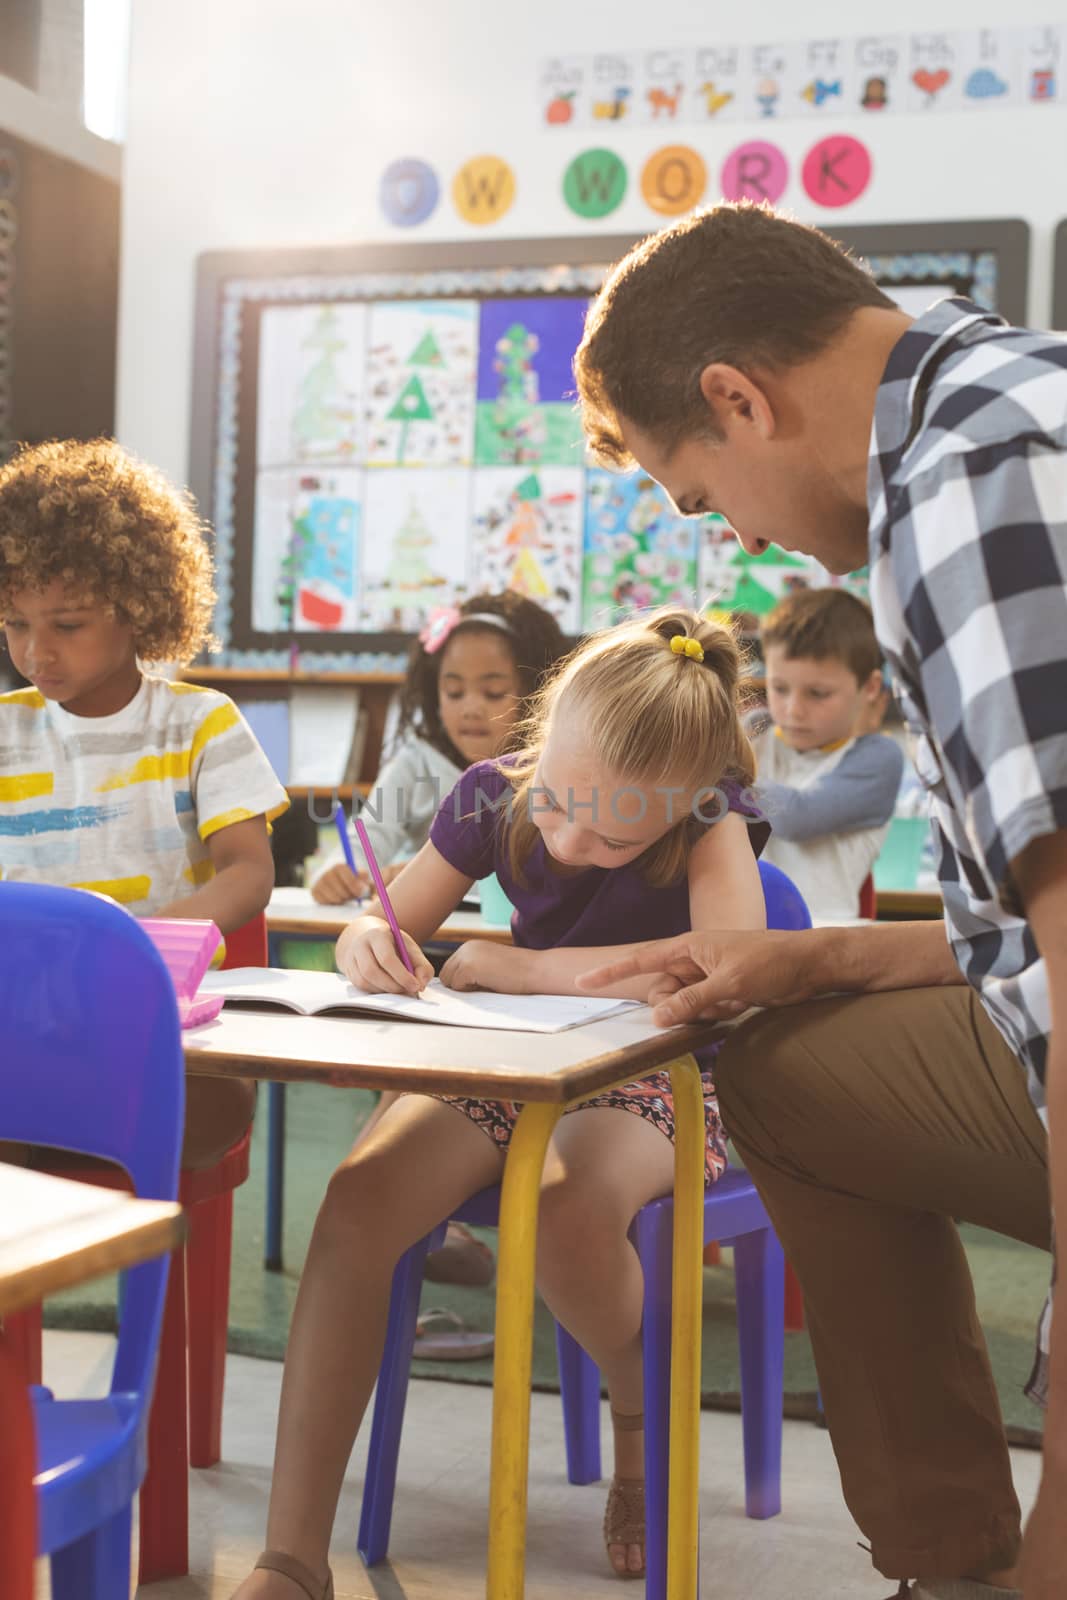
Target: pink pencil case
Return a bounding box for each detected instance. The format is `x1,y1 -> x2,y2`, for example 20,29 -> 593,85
140,917 -> 225,1029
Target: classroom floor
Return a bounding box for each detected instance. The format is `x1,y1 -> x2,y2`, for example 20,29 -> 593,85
34,1330 -> 1042,1600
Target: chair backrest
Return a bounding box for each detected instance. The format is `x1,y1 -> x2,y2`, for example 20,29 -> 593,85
757,860 -> 812,932
0,882 -> 184,1396
857,873 -> 877,920
221,911 -> 268,969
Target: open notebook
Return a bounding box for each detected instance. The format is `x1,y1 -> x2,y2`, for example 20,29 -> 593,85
198,968 -> 641,1034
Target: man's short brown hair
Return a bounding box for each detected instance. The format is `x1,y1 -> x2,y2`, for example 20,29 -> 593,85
574,201 -> 896,467
760,588 -> 882,685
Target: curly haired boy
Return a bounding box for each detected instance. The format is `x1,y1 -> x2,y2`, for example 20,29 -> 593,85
0,438 -> 288,1165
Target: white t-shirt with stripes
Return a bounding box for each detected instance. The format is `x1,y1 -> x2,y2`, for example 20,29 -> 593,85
0,674 -> 289,914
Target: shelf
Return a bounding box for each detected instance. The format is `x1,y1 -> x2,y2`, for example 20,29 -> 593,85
286,783 -> 373,800
179,668 -> 404,686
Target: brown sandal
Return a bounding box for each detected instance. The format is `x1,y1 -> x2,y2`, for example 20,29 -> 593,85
604,1408 -> 645,1579
254,1549 -> 334,1600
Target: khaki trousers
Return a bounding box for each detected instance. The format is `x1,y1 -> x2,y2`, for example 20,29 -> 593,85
715,985 -> 1050,1581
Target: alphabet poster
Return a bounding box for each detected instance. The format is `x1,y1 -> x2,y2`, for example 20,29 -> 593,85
539,25 -> 1065,125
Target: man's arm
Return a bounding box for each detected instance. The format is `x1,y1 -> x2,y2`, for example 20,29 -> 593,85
1011,831 -> 1067,1599
578,915 -> 961,1026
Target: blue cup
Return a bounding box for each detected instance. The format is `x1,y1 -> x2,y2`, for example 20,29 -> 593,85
479,871 -> 513,928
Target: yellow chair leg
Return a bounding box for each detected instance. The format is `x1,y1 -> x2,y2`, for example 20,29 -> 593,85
485,1099 -> 562,1600
667,1055 -> 705,1599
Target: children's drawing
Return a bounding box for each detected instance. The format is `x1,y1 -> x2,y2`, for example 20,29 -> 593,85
365,301 -> 477,467
698,526 -> 812,626
697,520 -> 869,626
471,468 -> 583,632
253,469 -> 362,633
474,297 -> 588,467
256,304 -> 367,468
581,470 -> 698,628
359,470 -> 472,631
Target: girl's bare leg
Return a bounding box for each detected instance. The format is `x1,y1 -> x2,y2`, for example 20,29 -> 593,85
231,1096 -> 503,1599
535,1107 -> 679,1578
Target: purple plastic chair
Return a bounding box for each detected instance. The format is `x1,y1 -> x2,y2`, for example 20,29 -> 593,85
358,861 -> 810,1599
0,883 -> 184,1600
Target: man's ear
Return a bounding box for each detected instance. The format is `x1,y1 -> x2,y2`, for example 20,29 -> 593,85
862,668 -> 884,701
698,363 -> 776,439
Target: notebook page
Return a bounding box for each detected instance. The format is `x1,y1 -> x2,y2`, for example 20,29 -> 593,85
199,969 -> 639,1033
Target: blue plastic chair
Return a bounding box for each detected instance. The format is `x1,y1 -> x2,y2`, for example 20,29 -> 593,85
0,883 -> 184,1600
357,861 -> 810,1598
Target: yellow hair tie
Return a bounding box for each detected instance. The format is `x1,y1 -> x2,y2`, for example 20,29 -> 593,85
669,634 -> 705,663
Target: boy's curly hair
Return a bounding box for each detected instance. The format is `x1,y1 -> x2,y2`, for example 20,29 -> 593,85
0,438 -> 217,664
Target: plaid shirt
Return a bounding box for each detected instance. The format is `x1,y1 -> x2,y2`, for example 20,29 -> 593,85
868,296 -> 1066,1406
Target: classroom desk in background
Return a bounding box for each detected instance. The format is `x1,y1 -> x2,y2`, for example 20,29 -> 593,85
184,1003 -> 724,1600
265,886 -> 515,949
875,888 -> 943,920
0,1164 -> 185,1600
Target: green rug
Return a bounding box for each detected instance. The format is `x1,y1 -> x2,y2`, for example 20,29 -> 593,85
43,1078 -> 1047,1446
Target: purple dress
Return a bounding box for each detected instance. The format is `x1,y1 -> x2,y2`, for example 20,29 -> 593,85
429,761 -> 768,1182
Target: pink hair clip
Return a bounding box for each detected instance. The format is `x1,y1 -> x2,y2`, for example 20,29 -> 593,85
418,605 -> 462,655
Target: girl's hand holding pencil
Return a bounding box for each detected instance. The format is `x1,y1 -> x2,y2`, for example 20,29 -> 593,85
335,917 -> 433,996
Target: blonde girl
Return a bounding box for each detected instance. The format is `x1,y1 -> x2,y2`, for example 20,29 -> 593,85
235,608 -> 769,1600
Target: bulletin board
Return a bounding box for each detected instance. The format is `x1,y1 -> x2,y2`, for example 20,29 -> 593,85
188,219 -> 1030,670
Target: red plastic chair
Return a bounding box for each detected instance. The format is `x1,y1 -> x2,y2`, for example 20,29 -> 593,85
858,872 -> 877,920
5,912 -> 266,1583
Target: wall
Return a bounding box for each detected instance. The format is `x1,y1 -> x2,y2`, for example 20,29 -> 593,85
0,70 -> 119,180
118,0 -> 1067,486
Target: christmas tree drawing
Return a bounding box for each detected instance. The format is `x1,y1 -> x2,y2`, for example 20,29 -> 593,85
386,372 -> 434,465
385,498 -> 439,591
729,543 -> 807,568
491,323 -> 544,462
275,502 -> 317,632
719,546 -> 805,615
291,308 -> 347,458
495,323 -> 539,402
409,328 -> 444,368
723,570 -> 778,615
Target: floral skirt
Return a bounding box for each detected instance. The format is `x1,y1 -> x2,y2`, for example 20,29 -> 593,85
434,1054 -> 727,1188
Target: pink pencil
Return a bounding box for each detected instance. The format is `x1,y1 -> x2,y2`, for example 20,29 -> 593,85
347,807 -> 417,977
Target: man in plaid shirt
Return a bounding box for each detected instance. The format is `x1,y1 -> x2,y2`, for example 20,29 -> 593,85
574,206 -> 1063,1600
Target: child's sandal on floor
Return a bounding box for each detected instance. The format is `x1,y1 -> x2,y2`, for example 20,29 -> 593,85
254,1549 -> 334,1600
604,1407 -> 645,1579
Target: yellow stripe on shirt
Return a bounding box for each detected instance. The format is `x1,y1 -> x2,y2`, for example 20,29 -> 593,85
0,687 -> 46,709
95,749 -> 191,792
71,874 -> 151,904
198,798 -> 289,841
0,770 -> 53,802
189,701 -> 241,770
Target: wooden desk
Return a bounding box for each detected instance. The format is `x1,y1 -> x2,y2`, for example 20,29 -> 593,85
261,889 -> 514,1270
875,888 -> 943,920
0,1165 -> 184,1600
266,886 -> 515,947
185,1006 -> 722,1600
